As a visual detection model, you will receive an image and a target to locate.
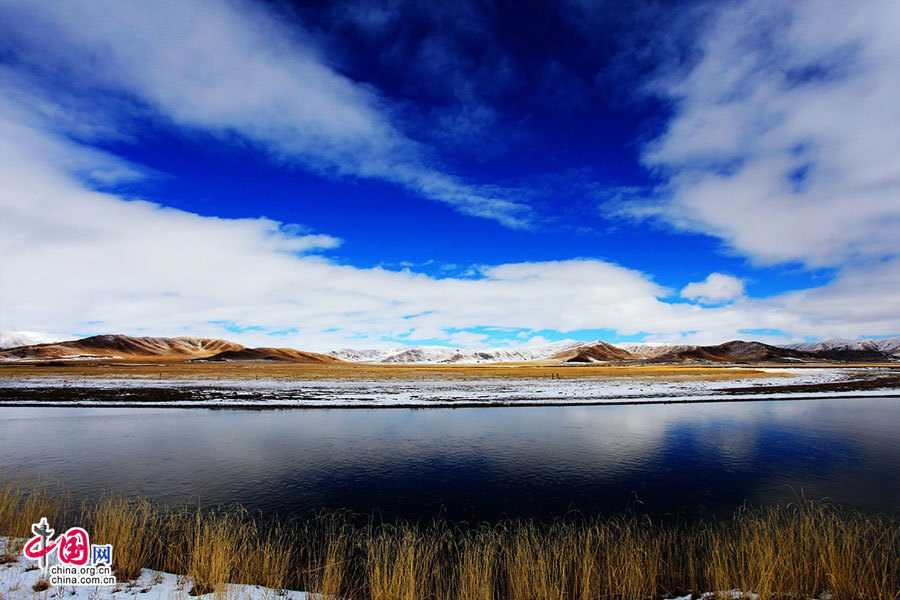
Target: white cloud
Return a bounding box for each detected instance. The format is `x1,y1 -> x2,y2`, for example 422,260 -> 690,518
2,107 -> 899,350
634,0 -> 900,268
3,0 -> 900,349
0,104 -> 734,349
681,273 -> 745,304
760,258 -> 900,340
0,0 -> 529,228
519,335 -> 550,346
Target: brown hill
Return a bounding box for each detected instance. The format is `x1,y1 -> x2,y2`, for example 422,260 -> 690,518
650,340 -> 814,363
551,341 -> 637,363
805,347 -> 895,362
201,347 -> 341,363
615,343 -> 698,359
0,334 -> 244,360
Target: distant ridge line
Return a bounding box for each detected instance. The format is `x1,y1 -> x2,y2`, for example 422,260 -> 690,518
1,332 -> 898,364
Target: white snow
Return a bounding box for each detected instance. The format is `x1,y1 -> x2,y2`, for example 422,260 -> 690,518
0,331 -> 75,350
0,539 -> 831,600
327,339 -> 587,364
0,538 -> 311,600
2,367 -> 896,408
329,337 -> 900,363
784,336 -> 900,357
613,342 -> 686,358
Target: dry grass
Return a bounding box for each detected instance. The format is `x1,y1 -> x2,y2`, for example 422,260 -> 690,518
82,496 -> 162,580
693,502 -> 900,600
0,475 -> 68,554
0,360 -> 800,383
293,512 -> 356,598
365,522 -> 441,600
1,482 -> 898,600
31,577 -> 51,592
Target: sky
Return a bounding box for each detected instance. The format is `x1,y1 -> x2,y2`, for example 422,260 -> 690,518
1,0 -> 899,351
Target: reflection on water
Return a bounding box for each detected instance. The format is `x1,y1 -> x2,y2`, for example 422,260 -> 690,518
2,398 -> 899,522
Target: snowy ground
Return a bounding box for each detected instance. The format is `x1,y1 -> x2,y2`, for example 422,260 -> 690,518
0,538 -> 310,600
0,538 -> 827,600
1,367 -> 898,408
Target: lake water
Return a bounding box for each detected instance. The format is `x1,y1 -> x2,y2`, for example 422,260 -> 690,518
3,397 -> 900,523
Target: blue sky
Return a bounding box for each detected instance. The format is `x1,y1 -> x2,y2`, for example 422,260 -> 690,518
1,0 -> 898,351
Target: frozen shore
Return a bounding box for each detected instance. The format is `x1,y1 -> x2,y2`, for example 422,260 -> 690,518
0,537 -> 819,600
0,537 -> 311,600
1,367 -> 898,408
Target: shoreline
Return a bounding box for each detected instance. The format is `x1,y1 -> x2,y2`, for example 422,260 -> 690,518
2,389 -> 900,410
2,362 -> 898,409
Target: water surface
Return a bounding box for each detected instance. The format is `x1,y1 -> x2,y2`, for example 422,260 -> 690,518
2,397 -> 899,522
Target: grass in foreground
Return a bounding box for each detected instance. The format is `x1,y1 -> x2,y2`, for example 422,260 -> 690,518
1,479 -> 898,599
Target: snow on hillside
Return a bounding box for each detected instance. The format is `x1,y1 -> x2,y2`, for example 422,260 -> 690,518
328,339 -> 587,364
784,337 -> 900,357
614,342 -> 736,359
0,330 -> 74,349
876,337 -> 900,355
327,347 -> 403,362
614,342 -> 676,358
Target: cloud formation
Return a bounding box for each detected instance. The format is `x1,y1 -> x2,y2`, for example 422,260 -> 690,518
636,0 -> 900,269
4,101 -> 899,350
0,0 -> 529,228
2,0 -> 899,348
0,99 -> 749,349
681,273 -> 745,305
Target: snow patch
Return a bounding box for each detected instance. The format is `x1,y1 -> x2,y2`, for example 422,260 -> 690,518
0,537 -> 311,600
2,368 -> 891,408
327,339 -> 587,364
0,330 -> 75,350
784,337 -> 900,357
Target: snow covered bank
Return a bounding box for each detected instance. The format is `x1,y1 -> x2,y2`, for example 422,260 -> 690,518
1,368 -> 898,408
0,538 -> 311,600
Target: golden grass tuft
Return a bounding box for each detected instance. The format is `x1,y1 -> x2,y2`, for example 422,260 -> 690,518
694,501 -> 900,600
294,512 -> 356,598
0,475 -> 68,555
82,496 -> 162,581
455,526 -> 499,600
1,479 -> 898,600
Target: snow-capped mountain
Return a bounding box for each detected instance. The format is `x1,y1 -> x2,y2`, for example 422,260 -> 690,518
0,334 -> 245,360
327,339 -> 587,364
326,348 -> 405,363
0,330 -> 75,349
613,342 -> 681,358
551,341 -> 636,362
783,337 -> 900,359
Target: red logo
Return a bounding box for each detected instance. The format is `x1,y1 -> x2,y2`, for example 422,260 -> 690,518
23,518 -> 112,575
24,526 -> 91,566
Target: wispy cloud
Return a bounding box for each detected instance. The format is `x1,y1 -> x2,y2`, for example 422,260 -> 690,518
2,104 -> 898,349
3,0 -> 899,348
628,0 -> 900,268
0,0 -> 530,228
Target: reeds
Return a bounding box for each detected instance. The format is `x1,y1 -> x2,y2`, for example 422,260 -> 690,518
693,502 -> 900,600
0,476 -> 68,555
1,360 -> 792,383
1,480 -> 898,600
82,496 -> 161,580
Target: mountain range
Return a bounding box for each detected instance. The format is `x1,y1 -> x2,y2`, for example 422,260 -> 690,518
0,334 -> 336,363
1,332 -> 898,364
327,339 -> 586,364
